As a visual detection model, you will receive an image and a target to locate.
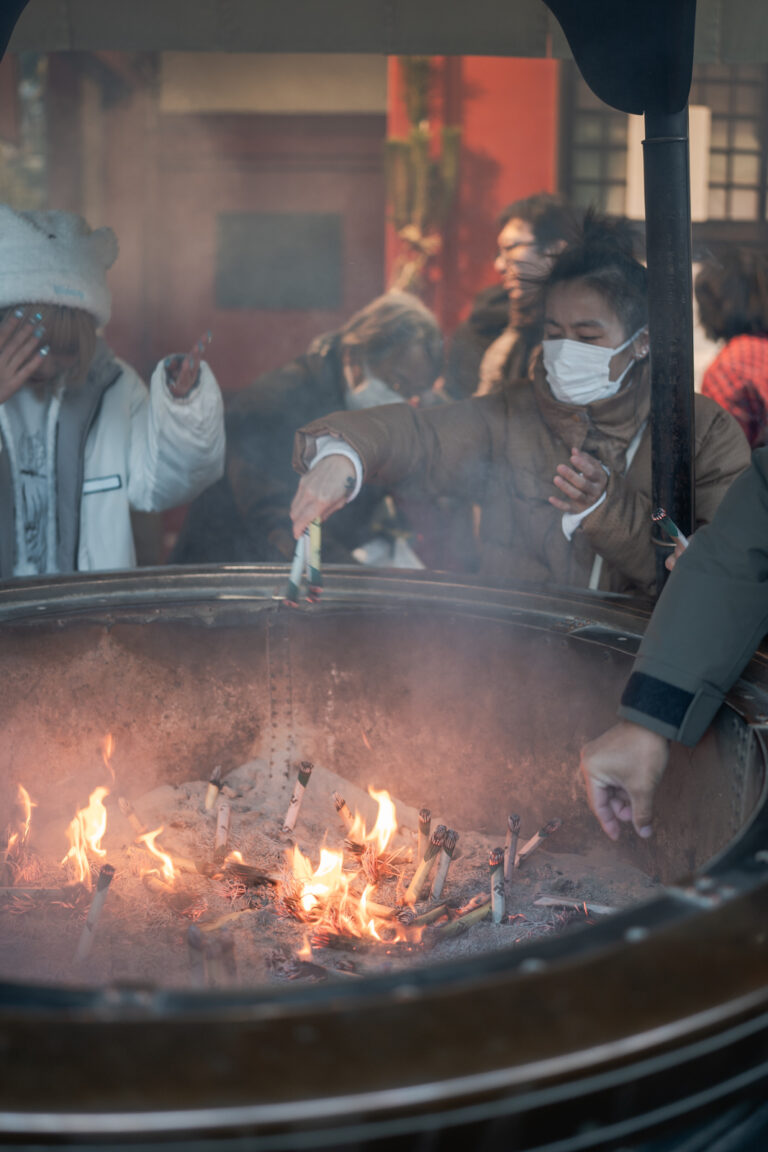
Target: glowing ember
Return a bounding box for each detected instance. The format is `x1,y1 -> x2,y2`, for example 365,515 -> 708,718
61,786 -> 110,888
138,827 -> 176,885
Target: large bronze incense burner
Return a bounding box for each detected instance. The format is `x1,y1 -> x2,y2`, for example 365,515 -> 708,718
1,566 -> 768,1150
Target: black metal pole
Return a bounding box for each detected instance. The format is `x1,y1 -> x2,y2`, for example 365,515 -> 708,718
642,108 -> 695,592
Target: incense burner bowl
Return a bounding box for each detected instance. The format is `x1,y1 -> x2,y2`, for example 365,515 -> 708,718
1,566 -> 767,1150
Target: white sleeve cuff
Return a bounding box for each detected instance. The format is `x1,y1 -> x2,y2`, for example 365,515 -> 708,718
310,435 -> 363,502
561,489 -> 608,541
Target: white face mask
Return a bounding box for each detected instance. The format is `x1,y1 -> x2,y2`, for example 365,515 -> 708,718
542,328 -> 645,406
344,371 -> 406,410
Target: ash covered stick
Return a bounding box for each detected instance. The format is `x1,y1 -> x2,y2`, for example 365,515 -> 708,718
333,792 -> 355,833
74,863 -> 115,962
534,895 -> 617,916
515,818 -> 562,868
405,825 -> 446,904
282,761 -> 313,834
431,829 -> 458,900
213,802 -> 231,863
118,796 -> 145,838
652,507 -> 689,549
504,814 -> 520,884
307,519 -> 323,600
417,807 -> 431,863
489,847 -> 505,923
205,765 -> 222,812
187,924 -> 207,987
284,531 -> 307,605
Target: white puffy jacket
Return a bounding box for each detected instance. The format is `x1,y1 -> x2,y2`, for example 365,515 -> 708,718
0,341 -> 225,576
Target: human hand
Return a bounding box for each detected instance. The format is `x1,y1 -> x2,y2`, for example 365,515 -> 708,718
165,330 -> 212,398
549,448 -> 608,515
290,455 -> 356,538
0,308 -> 48,404
580,720 -> 669,840
665,534 -> 690,572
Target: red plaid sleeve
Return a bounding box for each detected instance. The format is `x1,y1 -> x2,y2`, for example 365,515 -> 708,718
701,334 -> 768,448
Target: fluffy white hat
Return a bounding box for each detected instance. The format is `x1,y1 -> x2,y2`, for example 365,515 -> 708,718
0,206 -> 118,327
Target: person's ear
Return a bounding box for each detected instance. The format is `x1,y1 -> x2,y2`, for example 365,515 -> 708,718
633,326 -> 650,359
341,345 -> 366,389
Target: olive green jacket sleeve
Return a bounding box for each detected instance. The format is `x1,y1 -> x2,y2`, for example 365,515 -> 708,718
618,448 -> 768,745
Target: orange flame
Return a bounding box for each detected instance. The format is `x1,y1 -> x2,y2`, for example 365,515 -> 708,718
286,787 -> 406,943
138,826 -> 176,885
61,786 -> 110,887
16,784 -> 35,844
101,733 -> 115,782
366,787 -> 397,855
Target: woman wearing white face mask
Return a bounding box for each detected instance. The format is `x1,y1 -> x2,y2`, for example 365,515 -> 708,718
289,214 -> 750,597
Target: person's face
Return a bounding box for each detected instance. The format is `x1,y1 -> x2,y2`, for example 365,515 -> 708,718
373,342 -> 437,401
544,280 -> 646,381
25,349 -> 78,391
494,218 -> 554,312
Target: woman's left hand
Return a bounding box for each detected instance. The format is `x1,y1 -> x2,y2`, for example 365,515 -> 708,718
549,448 -> 608,515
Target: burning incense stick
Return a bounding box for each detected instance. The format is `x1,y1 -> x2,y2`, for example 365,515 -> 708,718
74,863 -> 115,962
652,507 -> 689,549
282,760 -> 313,834
213,802 -> 231,863
489,847 -> 505,923
117,796 -> 146,838
515,818 -> 562,868
431,829 -> 458,900
417,807 -> 431,863
187,924 -> 206,987
333,792 -> 355,833
504,814 -> 520,883
307,519 -> 323,601
284,530 -> 307,604
204,765 -> 222,812
405,825 -> 446,904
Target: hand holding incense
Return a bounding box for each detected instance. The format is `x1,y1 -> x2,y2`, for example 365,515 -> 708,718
282,761 -> 313,834
74,863 -> 115,962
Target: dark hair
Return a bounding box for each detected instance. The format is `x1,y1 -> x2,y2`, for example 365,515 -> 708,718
695,248 -> 768,341
543,211 -> 647,336
339,291 -> 443,381
497,193 -> 577,252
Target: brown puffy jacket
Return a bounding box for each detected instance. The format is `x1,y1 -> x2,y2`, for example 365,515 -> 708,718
294,358 -> 751,596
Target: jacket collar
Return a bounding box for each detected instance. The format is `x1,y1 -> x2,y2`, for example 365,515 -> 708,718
532,352 -> 650,467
